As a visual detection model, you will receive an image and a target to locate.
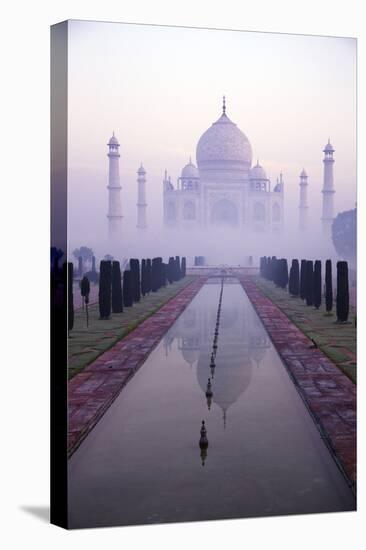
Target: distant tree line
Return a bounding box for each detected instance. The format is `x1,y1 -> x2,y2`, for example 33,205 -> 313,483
66,255 -> 187,330
259,256 -> 350,323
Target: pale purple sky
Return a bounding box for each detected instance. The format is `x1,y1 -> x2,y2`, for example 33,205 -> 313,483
67,20 -> 356,249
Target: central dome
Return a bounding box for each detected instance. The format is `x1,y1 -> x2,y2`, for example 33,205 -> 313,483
196,104 -> 252,171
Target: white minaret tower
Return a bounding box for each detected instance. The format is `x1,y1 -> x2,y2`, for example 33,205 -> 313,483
136,164 -> 147,229
107,132 -> 122,239
321,139 -> 335,237
299,169 -> 309,231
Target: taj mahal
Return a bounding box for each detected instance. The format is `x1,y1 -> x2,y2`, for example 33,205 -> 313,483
163,97 -> 284,232
106,97 -> 336,239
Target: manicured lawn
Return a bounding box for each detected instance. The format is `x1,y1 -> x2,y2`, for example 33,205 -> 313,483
68,276 -> 197,380
255,277 -> 357,383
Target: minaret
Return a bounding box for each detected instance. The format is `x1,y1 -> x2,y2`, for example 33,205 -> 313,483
299,169 -> 309,231
321,139 -> 335,237
279,172 -> 284,193
107,132 -> 122,239
136,164 -> 147,229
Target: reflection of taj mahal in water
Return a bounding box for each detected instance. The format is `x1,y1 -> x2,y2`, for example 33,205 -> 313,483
164,280 -> 270,426
163,97 -> 284,232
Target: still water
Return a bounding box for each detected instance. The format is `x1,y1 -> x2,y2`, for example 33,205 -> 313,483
68,279 -> 355,528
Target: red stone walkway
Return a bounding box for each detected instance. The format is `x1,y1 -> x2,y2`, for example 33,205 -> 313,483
68,277 -> 207,457
239,276 -> 356,490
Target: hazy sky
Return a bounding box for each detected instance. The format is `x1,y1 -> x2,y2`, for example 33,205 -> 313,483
68,20 -> 356,252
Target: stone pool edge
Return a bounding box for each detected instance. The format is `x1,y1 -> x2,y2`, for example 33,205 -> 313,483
68,277 -> 208,458
239,276 -> 356,495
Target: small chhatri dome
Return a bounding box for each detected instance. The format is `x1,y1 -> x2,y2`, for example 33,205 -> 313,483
196,97 -> 252,171
300,168 -> 307,177
108,131 -> 119,146
250,160 -> 267,180
138,163 -> 146,175
181,157 -> 199,179
324,138 -> 334,152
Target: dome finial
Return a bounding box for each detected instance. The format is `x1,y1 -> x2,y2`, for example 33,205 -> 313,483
189,156 -> 192,164
222,95 -> 226,115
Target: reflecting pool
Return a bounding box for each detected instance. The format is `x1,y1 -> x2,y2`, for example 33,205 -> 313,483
68,279 -> 355,528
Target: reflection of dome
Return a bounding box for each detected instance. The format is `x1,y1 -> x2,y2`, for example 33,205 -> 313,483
196,102 -> 252,170
196,346 -> 253,417
250,161 -> 267,180
181,159 -> 199,179
250,346 -> 268,365
181,347 -> 200,366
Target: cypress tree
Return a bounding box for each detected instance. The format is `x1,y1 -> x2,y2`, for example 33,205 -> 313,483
288,265 -> 294,295
91,255 -> 96,273
162,263 -> 167,286
168,257 -> 175,283
281,259 -> 289,289
291,259 -> 300,296
146,259 -> 152,293
175,256 -> 181,281
336,261 -> 349,322
141,259 -> 146,297
123,270 -> 134,307
261,257 -> 267,278
158,258 -> 164,288
270,256 -> 277,282
313,260 -> 322,310
112,261 -> 123,313
272,258 -> 278,285
151,258 -> 159,292
305,260 -> 314,306
80,275 -> 90,326
300,259 -> 307,300
271,258 -> 277,285
68,262 -> 74,331
264,257 -> 269,279
274,258 -> 287,288
130,259 -> 141,302
263,257 -> 269,279
98,260 -> 112,319
181,257 -> 186,278
325,259 -> 333,313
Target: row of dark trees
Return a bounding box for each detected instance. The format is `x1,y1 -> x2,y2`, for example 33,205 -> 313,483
260,256 -> 349,322
97,256 -> 187,321
66,255 -> 187,329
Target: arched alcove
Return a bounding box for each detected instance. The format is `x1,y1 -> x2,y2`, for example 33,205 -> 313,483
211,199 -> 238,226
183,200 -> 196,220
253,202 -> 265,221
